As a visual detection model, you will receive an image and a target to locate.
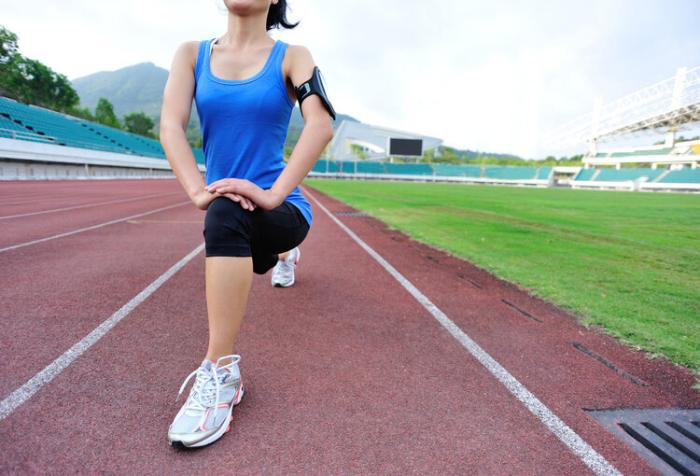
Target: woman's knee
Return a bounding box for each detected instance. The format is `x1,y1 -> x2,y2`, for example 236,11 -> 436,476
203,197 -> 253,256
252,253 -> 278,275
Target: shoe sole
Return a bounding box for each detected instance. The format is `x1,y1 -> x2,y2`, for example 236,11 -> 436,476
168,383 -> 245,449
271,248 -> 299,288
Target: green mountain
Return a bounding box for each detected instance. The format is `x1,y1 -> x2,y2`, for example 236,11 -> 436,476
72,62 -> 168,118
70,61 -> 359,147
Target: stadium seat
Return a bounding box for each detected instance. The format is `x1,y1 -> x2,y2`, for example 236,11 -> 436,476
384,163 -> 433,175
574,168 -> 596,181
658,168 -> 700,183
357,161 -> 386,174
484,166 -> 538,180
536,167 -> 552,179
609,148 -> 673,158
595,168 -> 664,181
0,96 -> 206,161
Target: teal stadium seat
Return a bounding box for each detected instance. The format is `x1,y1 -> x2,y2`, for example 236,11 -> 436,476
311,159 -> 328,172
0,96 -> 205,161
536,167 -> 552,179
432,164 -> 477,177
595,168 -> 664,182
73,119 -> 165,158
609,148 -> 672,158
340,161 -> 355,173
658,168 -> 700,183
484,166 -> 537,180
357,161 -> 386,174
384,163 -> 433,175
575,169 -> 596,180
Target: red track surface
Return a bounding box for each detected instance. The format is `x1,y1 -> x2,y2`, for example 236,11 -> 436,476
1,179 -> 698,475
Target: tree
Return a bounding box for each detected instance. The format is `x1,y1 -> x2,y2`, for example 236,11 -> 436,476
0,25 -> 79,112
95,97 -> 121,128
66,105 -> 96,121
0,25 -> 19,66
123,111 -> 155,138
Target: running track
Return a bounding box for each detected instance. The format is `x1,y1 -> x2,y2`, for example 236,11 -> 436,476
1,179 -> 698,475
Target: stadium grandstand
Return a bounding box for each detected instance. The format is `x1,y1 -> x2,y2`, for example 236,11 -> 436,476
546,65 -> 700,192
0,96 -> 205,180
3,63 -> 699,192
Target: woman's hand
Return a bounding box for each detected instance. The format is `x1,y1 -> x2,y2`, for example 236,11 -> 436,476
205,178 -> 284,210
191,189 -> 257,211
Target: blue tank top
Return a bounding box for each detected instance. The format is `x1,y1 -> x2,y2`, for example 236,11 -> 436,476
193,37 -> 312,229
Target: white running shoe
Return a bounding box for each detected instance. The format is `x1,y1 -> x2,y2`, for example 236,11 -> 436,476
271,246 -> 300,288
167,354 -> 244,448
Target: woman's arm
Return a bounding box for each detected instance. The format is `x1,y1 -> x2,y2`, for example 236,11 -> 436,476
159,41 -> 255,211
269,45 -> 334,201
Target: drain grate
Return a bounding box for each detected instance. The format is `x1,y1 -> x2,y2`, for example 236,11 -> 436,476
587,408 -> 700,475
335,211 -> 370,217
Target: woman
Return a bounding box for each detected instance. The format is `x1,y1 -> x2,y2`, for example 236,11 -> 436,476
159,0 -> 334,448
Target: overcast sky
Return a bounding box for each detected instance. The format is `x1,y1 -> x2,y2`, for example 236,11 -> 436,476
3,0 -> 699,158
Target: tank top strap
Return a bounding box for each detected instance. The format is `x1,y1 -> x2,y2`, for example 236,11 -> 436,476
270,39 -> 287,64
269,40 -> 288,86
194,39 -> 209,83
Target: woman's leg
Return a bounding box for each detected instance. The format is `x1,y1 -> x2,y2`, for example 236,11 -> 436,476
204,256 -> 252,367
202,197 -> 257,367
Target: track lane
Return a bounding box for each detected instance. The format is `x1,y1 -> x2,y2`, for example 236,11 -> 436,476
2,180 -> 697,474
1,181 -> 605,475
0,194 -> 190,250
303,185 -> 700,475
0,179 -> 178,214
0,201 -> 205,397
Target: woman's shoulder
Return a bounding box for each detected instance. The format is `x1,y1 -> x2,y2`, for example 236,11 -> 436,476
282,42 -> 314,60
281,42 -> 316,78
170,40 -> 204,70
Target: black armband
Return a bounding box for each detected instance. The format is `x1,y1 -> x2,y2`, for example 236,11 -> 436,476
294,66 -> 336,121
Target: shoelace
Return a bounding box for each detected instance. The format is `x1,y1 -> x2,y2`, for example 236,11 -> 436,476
176,354 -> 242,429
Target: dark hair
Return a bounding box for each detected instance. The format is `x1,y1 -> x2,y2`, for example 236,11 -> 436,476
267,0 -> 299,30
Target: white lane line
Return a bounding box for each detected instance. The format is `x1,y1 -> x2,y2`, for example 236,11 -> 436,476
0,200 -> 191,253
0,192 -> 182,220
304,187 -> 621,476
0,242 -> 205,421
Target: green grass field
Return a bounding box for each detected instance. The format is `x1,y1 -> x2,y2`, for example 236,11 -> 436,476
305,179 -> 700,378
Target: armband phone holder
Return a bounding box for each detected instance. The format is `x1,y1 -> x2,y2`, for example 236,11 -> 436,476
294,66 -> 336,121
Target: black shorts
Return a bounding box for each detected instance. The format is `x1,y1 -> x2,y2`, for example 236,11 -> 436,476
203,196 -> 310,275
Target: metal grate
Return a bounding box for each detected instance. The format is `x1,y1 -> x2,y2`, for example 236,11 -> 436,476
335,211 -> 370,217
587,408 -> 700,475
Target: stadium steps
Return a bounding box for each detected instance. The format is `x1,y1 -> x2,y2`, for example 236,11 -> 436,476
652,170 -> 671,183
591,169 -> 602,180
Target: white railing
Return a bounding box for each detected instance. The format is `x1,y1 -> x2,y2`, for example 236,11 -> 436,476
547,66 -> 700,147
